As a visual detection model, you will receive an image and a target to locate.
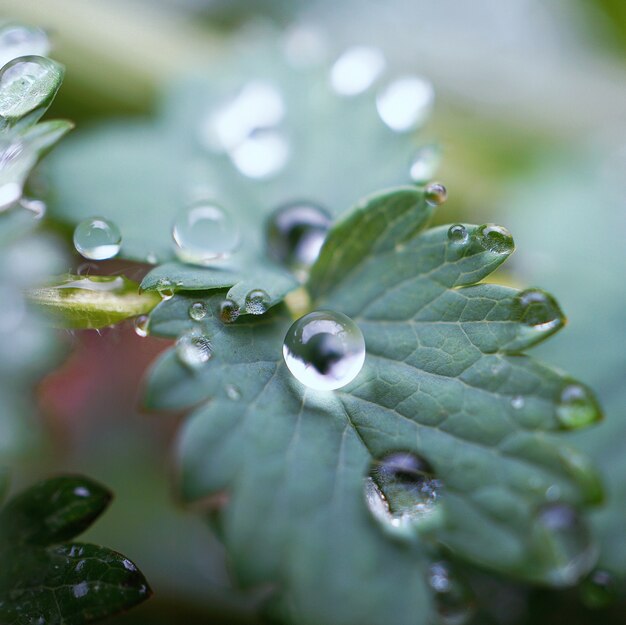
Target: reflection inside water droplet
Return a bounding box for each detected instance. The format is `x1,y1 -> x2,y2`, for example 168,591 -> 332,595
365,451 -> 444,536
245,289 -> 271,315
0,23 -> 49,68
134,315 -> 149,338
428,561 -> 475,625
376,76 -> 434,132
330,46 -> 386,96
556,384 -> 601,430
176,331 -> 212,369
73,217 -> 122,260
283,310 -> 365,390
410,144 -> 442,184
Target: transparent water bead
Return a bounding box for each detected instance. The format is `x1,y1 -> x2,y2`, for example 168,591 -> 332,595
475,224 -> 514,255
134,315 -> 149,338
0,23 -> 49,69
447,224 -> 468,244
428,561 -> 475,625
283,310 -> 365,390
73,217 -> 122,260
245,289 -> 271,315
376,76 -> 434,132
266,202 -> 331,274
230,128 -> 290,179
156,278 -> 175,300
556,383 -> 601,429
201,80 -> 285,153
172,202 -> 239,265
188,301 -> 207,321
330,46 -> 386,96
409,144 -> 442,184
365,451 -> 443,536
176,332 -> 212,369
219,299 -> 240,323
425,182 -> 447,206
533,503 -> 596,586
516,289 -> 563,333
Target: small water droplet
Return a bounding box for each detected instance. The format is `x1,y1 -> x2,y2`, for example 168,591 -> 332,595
230,128 -> 290,179
447,224 -> 468,244
365,452 -> 444,535
0,181 -> 21,210
580,569 -> 616,609
425,182 -> 447,206
475,224 -> 514,254
156,279 -> 175,300
511,395 -> 524,410
556,384 -> 601,429
376,76 -> 434,132
409,144 -> 442,184
176,331 -> 212,369
134,315 -> 149,338
225,384 -> 241,400
533,503 -> 596,586
172,201 -> 239,265
245,289 -> 271,315
516,289 -> 564,332
283,310 -> 365,390
73,217 -> 122,260
72,581 -> 89,599
266,202 -> 331,275
188,301 -> 208,321
0,23 -> 49,68
330,46 -> 386,96
428,561 -> 475,625
219,299 -> 240,323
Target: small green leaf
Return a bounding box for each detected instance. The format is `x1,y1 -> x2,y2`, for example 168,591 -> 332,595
0,476 -> 111,546
0,543 -> 151,624
28,275 -> 161,329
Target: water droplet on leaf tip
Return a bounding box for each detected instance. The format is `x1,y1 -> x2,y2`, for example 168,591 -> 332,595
73,217 -> 121,261
245,289 -> 271,315
134,315 -> 149,338
330,46 -> 386,96
189,301 -> 207,321
556,384 -> 601,430
428,561 -> 475,625
425,182 -> 447,206
475,224 -> 514,254
172,202 -> 239,266
283,310 -> 365,390
376,76 -> 434,132
517,289 -> 563,331
447,224 -> 468,244
176,331 -> 212,369
155,279 -> 175,300
219,298 -> 240,323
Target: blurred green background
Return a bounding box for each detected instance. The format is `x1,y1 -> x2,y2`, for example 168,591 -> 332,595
2,0 -> 625,623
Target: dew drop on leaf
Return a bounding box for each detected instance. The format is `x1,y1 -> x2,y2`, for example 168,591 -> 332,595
475,224 -> 514,255
533,503 -> 596,586
365,451 -> 444,536
156,279 -> 175,300
283,310 -> 365,390
0,23 -> 49,67
447,224 -> 468,244
409,144 -> 442,184
427,561 -> 475,625
376,76 -> 434,132
266,202 -> 331,276
73,217 -> 122,260
188,301 -> 207,321
556,384 -> 601,430
425,182 -> 448,206
176,332 -> 212,369
134,315 -> 149,338
172,202 -> 239,265
219,298 -> 240,323
330,46 -> 386,96
580,569 -> 616,609
245,289 -> 271,316
516,289 -> 564,332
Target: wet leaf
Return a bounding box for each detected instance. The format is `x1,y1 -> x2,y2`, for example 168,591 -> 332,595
144,186 -> 603,625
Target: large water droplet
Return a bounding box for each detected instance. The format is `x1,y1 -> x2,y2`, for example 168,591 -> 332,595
410,144 -> 442,184
365,451 -> 444,535
176,331 -> 212,369
230,128 -> 290,179
0,55 -> 62,127
188,301 -> 207,321
428,561 -> 475,625
516,289 -> 564,333
283,310 -> 365,390
134,315 -> 149,338
425,182 -> 447,206
533,503 -> 596,586
266,202 -> 331,275
73,217 -> 122,260
245,289 -> 271,315
376,76 -> 434,132
0,23 -> 49,68
475,224 -> 514,254
556,384 -> 601,430
447,224 -> 468,244
219,298 -> 240,323
172,201 -> 239,265
330,46 -> 386,96
580,569 -> 616,609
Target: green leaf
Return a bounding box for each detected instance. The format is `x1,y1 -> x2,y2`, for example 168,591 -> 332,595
28,274 -> 161,329
145,186 -> 602,625
0,543 -> 151,625
0,476 -> 111,546
48,39 -> 430,309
